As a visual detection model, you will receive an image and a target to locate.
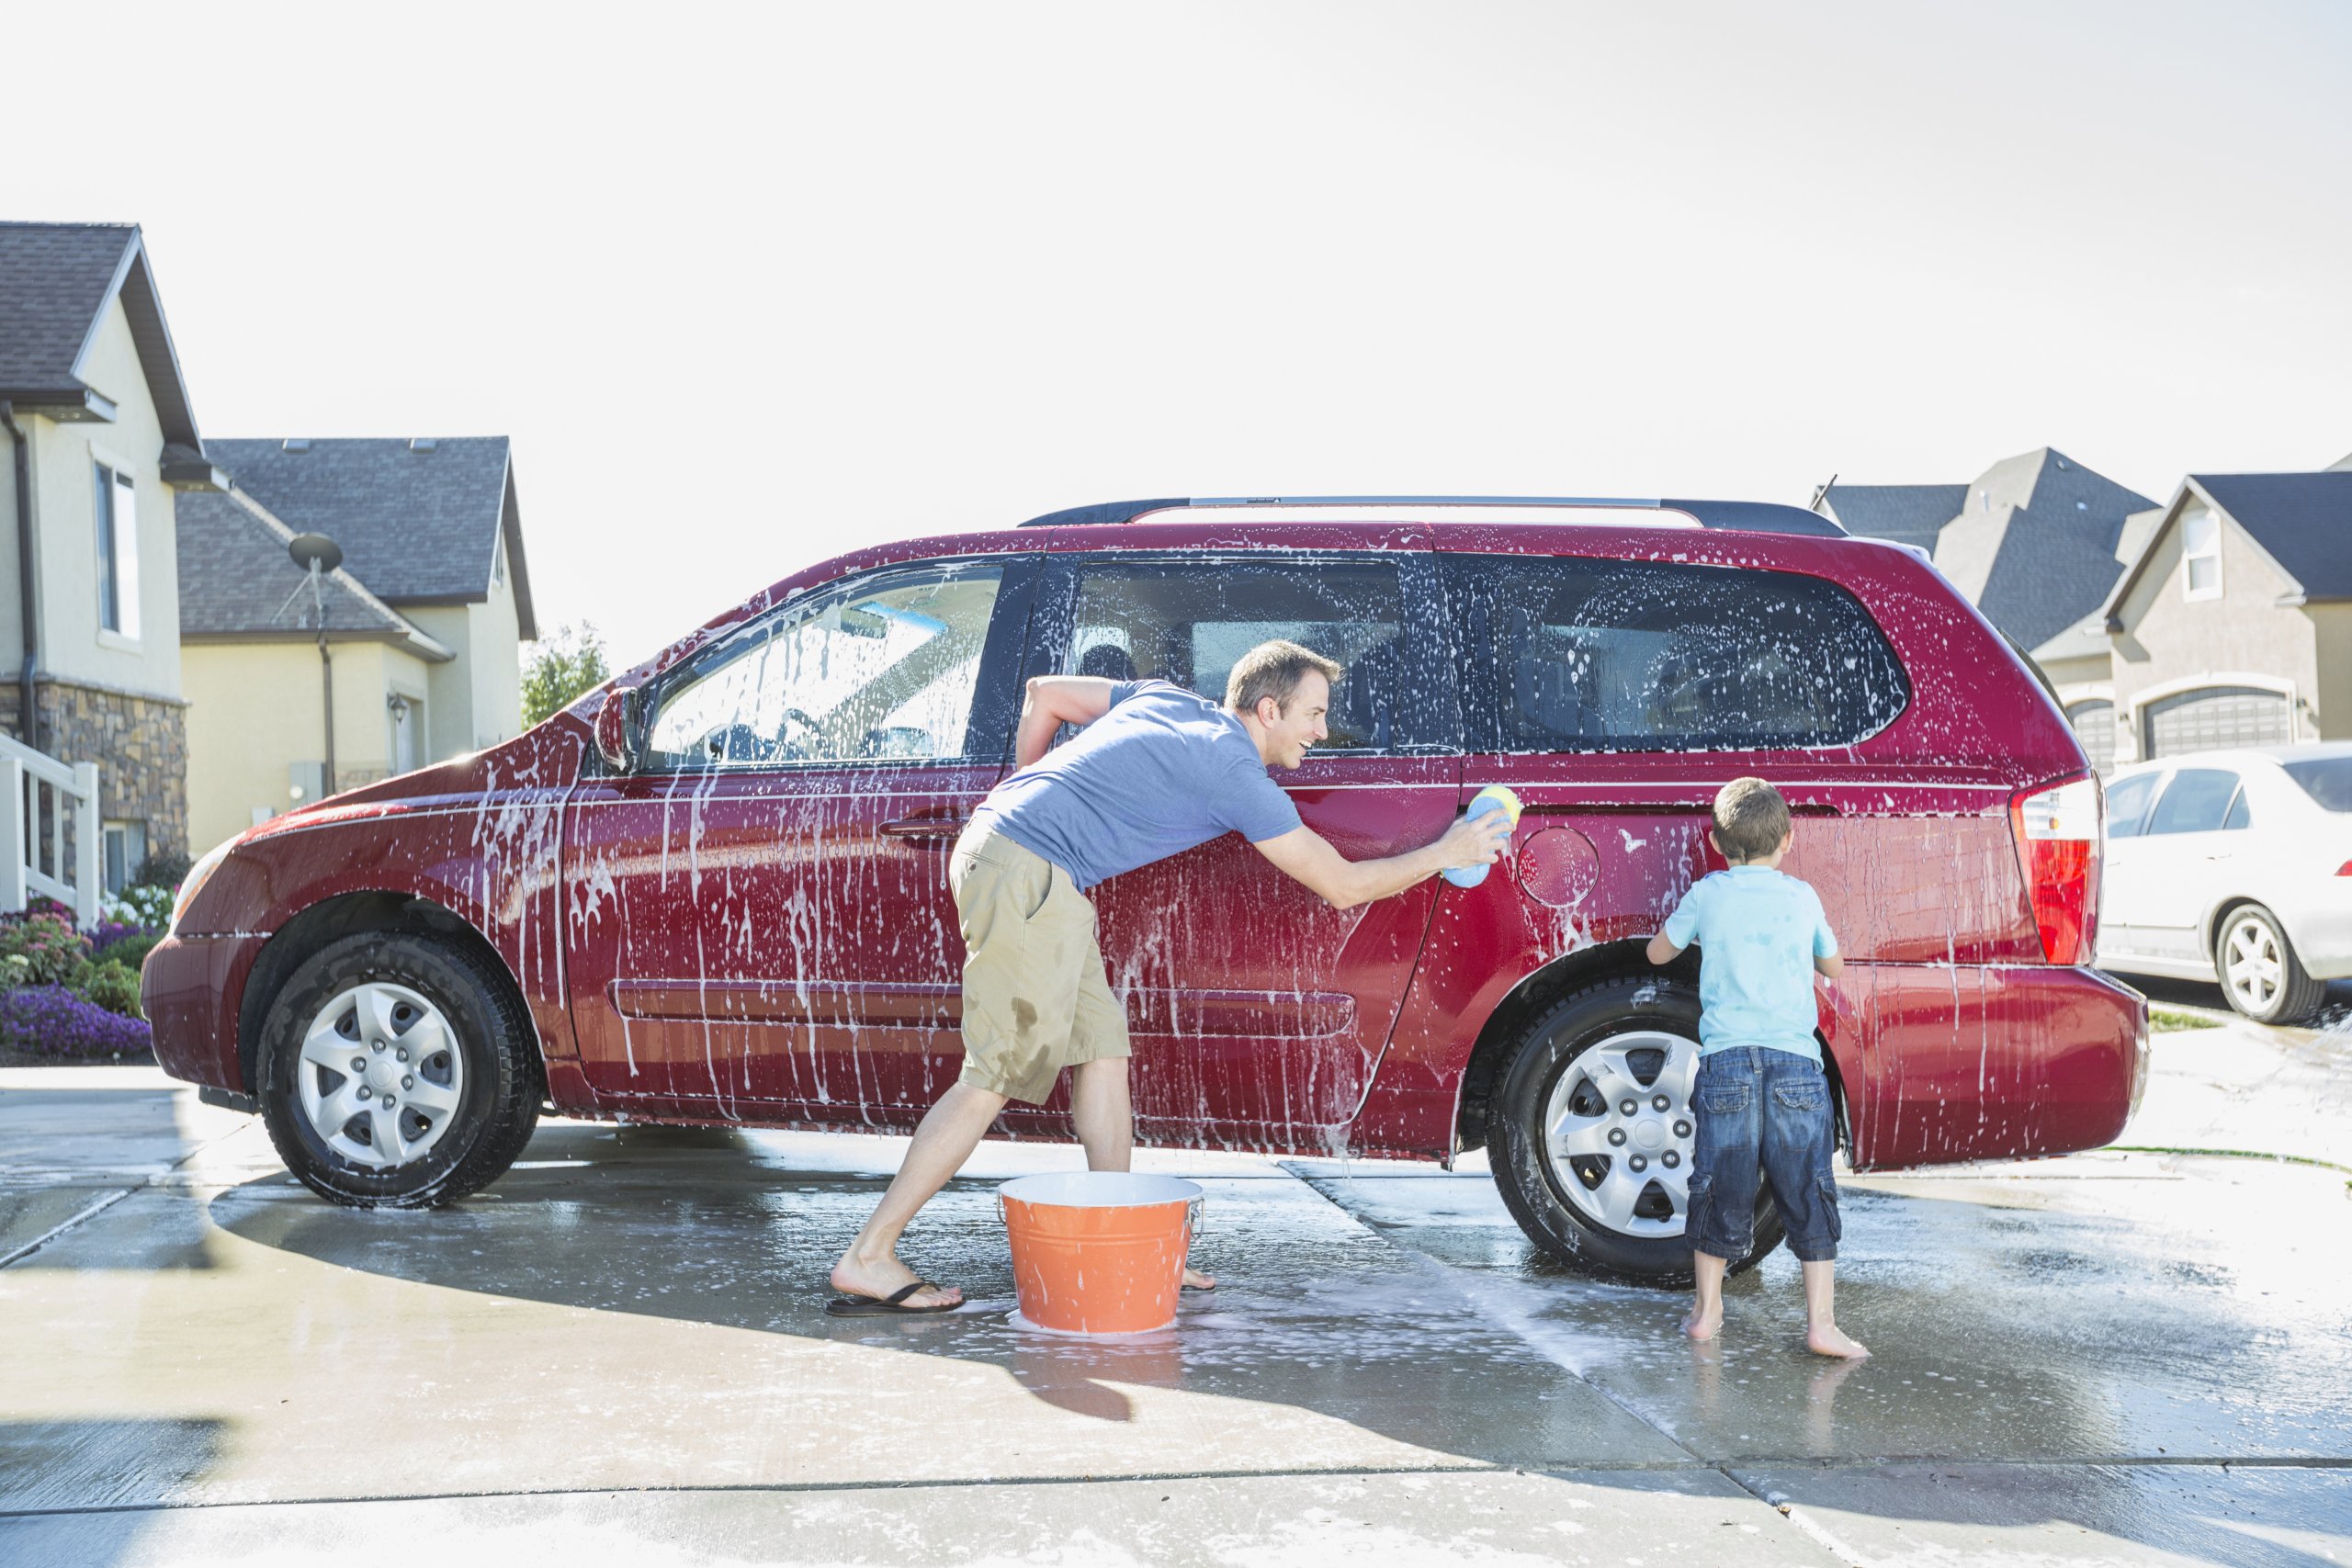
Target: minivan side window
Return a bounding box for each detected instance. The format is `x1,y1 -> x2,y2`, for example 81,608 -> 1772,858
1062,558 -> 1447,751
644,562 -> 1005,770
2145,768 -> 2240,836
2104,771 -> 2159,838
1441,555 -> 1908,752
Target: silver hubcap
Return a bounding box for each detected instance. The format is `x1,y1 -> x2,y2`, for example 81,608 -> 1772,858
2223,915 -> 2283,1013
295,982 -> 463,1169
1542,1030 -> 1699,1238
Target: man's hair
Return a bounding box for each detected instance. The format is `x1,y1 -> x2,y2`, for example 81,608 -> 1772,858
1713,776 -> 1792,863
1225,639 -> 1342,717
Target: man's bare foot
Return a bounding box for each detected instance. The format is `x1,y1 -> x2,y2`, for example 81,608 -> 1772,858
1806,1322 -> 1869,1359
1182,1264 -> 1216,1290
831,1252 -> 960,1310
1682,1304 -> 1722,1341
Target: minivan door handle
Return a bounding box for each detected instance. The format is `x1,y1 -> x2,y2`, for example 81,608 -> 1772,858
881,815 -> 967,840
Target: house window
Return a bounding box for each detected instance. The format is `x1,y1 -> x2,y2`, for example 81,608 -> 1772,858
2181,504 -> 2222,601
102,819 -> 147,895
93,463 -> 141,637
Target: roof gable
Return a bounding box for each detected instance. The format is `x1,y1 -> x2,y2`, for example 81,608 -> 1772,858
0,221 -> 203,449
205,436 -> 536,636
2187,472 -> 2352,601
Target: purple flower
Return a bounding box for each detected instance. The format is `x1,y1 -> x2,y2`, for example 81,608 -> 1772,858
88,921 -> 147,954
0,985 -> 152,1060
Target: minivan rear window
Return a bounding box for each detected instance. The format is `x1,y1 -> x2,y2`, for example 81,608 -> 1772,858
1442,555 -> 1909,752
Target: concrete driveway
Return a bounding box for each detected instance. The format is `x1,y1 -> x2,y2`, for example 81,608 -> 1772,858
2,1013 -> 2347,1567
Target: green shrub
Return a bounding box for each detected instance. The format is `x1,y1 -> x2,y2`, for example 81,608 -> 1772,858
81,962 -> 142,1020
0,914 -> 94,987
95,932 -> 163,975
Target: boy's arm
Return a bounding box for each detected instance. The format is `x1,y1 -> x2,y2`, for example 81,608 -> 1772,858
1811,891 -> 1843,978
1013,676 -> 1120,767
1649,883 -> 1703,965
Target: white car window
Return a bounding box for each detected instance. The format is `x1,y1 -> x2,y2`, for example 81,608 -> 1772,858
2145,769 -> 2239,836
2105,771 -> 2159,838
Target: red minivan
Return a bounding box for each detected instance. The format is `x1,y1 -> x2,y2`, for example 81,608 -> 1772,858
143,497 -> 2148,1280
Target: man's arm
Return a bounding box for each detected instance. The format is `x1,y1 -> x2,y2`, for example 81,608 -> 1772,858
1250,813 -> 1512,912
1645,932 -> 1683,966
1815,952 -> 1844,979
1013,676 -> 1120,767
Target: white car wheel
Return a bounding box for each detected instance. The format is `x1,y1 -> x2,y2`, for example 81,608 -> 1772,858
2216,905 -> 2326,1026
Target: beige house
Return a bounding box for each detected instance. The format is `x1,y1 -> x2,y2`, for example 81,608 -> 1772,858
1817,447 -> 2155,772
176,438 -> 536,853
0,221 -> 226,897
2098,470 -> 2352,766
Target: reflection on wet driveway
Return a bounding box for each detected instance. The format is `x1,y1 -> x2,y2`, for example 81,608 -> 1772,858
2,1070 -> 2347,1566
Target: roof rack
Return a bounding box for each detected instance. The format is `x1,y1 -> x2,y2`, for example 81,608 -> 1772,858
1015,495 -> 1847,537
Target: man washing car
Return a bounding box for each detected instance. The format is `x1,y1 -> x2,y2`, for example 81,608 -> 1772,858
828,639 -> 1514,1314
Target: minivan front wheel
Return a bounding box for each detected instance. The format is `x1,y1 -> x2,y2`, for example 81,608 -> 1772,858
258,932 -> 542,1207
1487,977 -> 1782,1284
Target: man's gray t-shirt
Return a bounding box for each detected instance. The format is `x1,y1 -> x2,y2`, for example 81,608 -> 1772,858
972,680 -> 1302,890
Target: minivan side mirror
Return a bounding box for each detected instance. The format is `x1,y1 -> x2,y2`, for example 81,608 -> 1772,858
594,685 -> 643,773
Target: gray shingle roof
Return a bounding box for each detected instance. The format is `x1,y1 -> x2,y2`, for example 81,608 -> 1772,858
205,437 -> 535,637
1819,484 -> 1966,550
1964,451 -> 2156,650
0,221 -> 203,448
175,486 -> 448,649
0,222 -> 131,389
2189,472 -> 2352,601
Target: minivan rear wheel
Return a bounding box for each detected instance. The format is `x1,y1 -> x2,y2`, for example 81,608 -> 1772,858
1488,977 -> 1782,1284
257,932 -> 542,1207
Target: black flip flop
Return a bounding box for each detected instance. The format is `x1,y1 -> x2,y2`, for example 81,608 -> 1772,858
825,1280 -> 960,1317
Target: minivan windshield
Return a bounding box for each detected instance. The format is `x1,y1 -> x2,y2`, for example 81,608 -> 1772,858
2282,756 -> 2352,813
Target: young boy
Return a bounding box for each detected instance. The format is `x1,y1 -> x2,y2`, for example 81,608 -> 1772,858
1645,777 -> 1868,1359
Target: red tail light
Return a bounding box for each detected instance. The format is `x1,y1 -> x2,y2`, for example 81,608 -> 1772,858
2009,773 -> 2101,964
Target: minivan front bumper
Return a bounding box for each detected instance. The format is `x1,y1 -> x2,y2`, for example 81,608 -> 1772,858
141,931 -> 269,1095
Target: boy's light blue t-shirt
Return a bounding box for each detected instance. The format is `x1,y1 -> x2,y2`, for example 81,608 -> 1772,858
974,680 -> 1302,892
1663,866 -> 1838,1062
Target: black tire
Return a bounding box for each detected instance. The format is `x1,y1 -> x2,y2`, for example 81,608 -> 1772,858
2213,903 -> 2327,1026
257,932 -> 542,1207
1488,976 -> 1784,1285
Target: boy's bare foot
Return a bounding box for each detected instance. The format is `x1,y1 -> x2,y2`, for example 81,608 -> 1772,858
1805,1323 -> 1869,1359
1682,1304 -> 1722,1341
1183,1265 -> 1216,1290
831,1252 -> 961,1310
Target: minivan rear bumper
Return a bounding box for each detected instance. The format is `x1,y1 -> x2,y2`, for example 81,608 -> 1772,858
1846,962 -> 2147,1170
141,931 -> 267,1094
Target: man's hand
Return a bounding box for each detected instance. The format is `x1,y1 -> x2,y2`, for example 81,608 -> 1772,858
1437,810 -> 1513,872
1014,676 -> 1120,767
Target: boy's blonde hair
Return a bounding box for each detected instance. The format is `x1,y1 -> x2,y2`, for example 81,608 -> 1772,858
1713,776 -> 1791,863
1226,639 -> 1342,717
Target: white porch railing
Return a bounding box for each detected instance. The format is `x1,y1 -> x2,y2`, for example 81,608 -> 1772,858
0,732 -> 101,929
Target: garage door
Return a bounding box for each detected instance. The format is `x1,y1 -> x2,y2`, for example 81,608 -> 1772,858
2141,686 -> 2291,758
2065,699 -> 2115,773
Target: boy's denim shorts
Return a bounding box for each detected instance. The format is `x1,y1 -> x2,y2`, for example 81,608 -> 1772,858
1686,1045 -> 1841,1264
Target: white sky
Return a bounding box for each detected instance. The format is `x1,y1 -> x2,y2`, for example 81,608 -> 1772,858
6,2 -> 2347,668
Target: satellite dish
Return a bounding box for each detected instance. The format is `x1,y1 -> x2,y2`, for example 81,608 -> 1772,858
288,534 -> 343,573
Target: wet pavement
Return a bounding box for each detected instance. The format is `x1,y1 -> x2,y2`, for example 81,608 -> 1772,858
2,1027 -> 2347,1567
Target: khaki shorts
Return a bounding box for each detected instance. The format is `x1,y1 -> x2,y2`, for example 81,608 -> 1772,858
949,825 -> 1130,1105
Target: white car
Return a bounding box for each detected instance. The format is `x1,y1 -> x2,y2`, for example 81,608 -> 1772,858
2098,743 -> 2352,1023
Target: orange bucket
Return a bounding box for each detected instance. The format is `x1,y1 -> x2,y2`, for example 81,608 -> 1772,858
997,1173 -> 1202,1336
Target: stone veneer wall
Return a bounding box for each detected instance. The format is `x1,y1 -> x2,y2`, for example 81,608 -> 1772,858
0,680 -> 189,860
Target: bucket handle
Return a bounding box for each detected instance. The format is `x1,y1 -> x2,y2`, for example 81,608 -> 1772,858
1186,1195 -> 1204,1239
